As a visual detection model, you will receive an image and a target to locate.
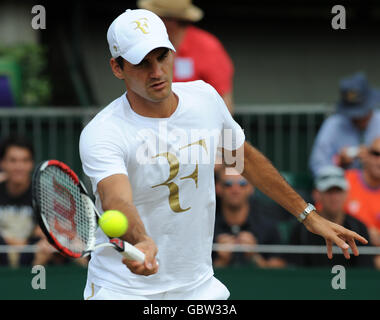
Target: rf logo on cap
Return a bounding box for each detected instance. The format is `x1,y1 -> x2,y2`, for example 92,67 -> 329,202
133,18 -> 150,34
107,9 -> 175,64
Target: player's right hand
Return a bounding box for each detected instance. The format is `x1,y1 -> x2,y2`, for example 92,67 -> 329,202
122,236 -> 159,276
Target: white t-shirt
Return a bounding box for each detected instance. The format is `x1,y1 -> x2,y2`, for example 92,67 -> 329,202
79,80 -> 245,295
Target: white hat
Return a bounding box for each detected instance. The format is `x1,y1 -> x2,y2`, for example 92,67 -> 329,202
315,166 -> 348,192
107,9 -> 175,65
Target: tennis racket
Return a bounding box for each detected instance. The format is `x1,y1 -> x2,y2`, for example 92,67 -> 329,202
32,159 -> 145,262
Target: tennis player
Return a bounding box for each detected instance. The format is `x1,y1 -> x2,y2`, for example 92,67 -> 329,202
80,9 -> 367,300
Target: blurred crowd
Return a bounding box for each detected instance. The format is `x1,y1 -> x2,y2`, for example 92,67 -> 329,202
213,71 -> 380,270
0,0 -> 380,270
0,136 -> 88,268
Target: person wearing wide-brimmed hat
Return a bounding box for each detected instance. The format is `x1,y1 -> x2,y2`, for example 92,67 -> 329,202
137,0 -> 235,113
309,72 -> 380,177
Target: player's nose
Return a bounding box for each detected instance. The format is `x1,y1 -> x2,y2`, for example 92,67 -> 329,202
149,60 -> 164,79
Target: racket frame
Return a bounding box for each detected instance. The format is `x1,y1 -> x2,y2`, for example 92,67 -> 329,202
32,160 -> 96,258
32,160 -> 145,262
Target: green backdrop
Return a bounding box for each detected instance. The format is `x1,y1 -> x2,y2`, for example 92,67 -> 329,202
1,265 -> 379,300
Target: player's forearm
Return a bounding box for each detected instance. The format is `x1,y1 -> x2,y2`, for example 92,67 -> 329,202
241,142 -> 308,218
101,197 -> 149,245
98,174 -> 152,245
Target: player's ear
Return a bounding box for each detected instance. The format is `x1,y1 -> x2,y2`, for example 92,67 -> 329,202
110,58 -> 125,80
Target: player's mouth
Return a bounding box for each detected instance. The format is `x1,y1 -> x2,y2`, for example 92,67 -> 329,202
150,80 -> 167,90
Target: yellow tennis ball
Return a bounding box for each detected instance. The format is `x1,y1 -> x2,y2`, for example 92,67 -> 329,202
99,210 -> 128,238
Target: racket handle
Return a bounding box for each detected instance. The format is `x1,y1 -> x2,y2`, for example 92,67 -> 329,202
121,241 -> 145,262
108,238 -> 145,262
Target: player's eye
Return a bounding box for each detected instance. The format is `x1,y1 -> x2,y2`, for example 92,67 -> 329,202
158,49 -> 169,61
135,59 -> 149,68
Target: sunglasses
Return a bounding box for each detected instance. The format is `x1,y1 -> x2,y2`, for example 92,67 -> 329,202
369,149 -> 380,157
222,179 -> 248,187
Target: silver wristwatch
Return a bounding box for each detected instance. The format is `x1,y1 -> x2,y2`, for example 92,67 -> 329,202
297,203 -> 316,223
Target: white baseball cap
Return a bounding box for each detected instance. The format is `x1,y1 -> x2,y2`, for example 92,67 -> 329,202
315,166 -> 349,192
107,9 -> 175,65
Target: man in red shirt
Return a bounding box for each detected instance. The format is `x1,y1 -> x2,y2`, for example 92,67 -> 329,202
137,0 -> 235,113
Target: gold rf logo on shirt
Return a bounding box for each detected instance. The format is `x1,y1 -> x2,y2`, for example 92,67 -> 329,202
151,139 -> 208,213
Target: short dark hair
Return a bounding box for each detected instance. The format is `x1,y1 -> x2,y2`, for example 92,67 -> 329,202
0,136 -> 34,161
115,56 -> 125,70
115,47 -> 172,71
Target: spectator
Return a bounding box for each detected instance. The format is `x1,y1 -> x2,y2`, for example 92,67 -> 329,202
0,136 -> 87,267
309,72 -> 380,177
0,136 -> 38,266
213,167 -> 286,268
288,165 -> 373,268
137,0 -> 235,113
344,136 -> 380,268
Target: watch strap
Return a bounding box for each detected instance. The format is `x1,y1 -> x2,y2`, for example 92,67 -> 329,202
297,203 -> 316,223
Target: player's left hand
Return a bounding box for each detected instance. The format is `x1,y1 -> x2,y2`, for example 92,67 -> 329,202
303,211 -> 368,259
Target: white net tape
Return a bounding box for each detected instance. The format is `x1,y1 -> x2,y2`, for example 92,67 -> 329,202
1,244 -> 380,255
212,244 -> 380,255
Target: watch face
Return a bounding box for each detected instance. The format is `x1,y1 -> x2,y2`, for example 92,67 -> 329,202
298,204 -> 315,222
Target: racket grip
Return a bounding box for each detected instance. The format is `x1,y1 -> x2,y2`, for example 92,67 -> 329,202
121,241 -> 145,262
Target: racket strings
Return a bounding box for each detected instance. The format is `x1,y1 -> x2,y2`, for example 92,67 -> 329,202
38,166 -> 93,255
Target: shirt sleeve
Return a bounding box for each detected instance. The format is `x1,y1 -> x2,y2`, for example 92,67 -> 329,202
79,125 -> 129,193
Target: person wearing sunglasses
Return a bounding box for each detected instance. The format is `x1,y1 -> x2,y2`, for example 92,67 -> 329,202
213,167 -> 286,268
345,137 -> 380,269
